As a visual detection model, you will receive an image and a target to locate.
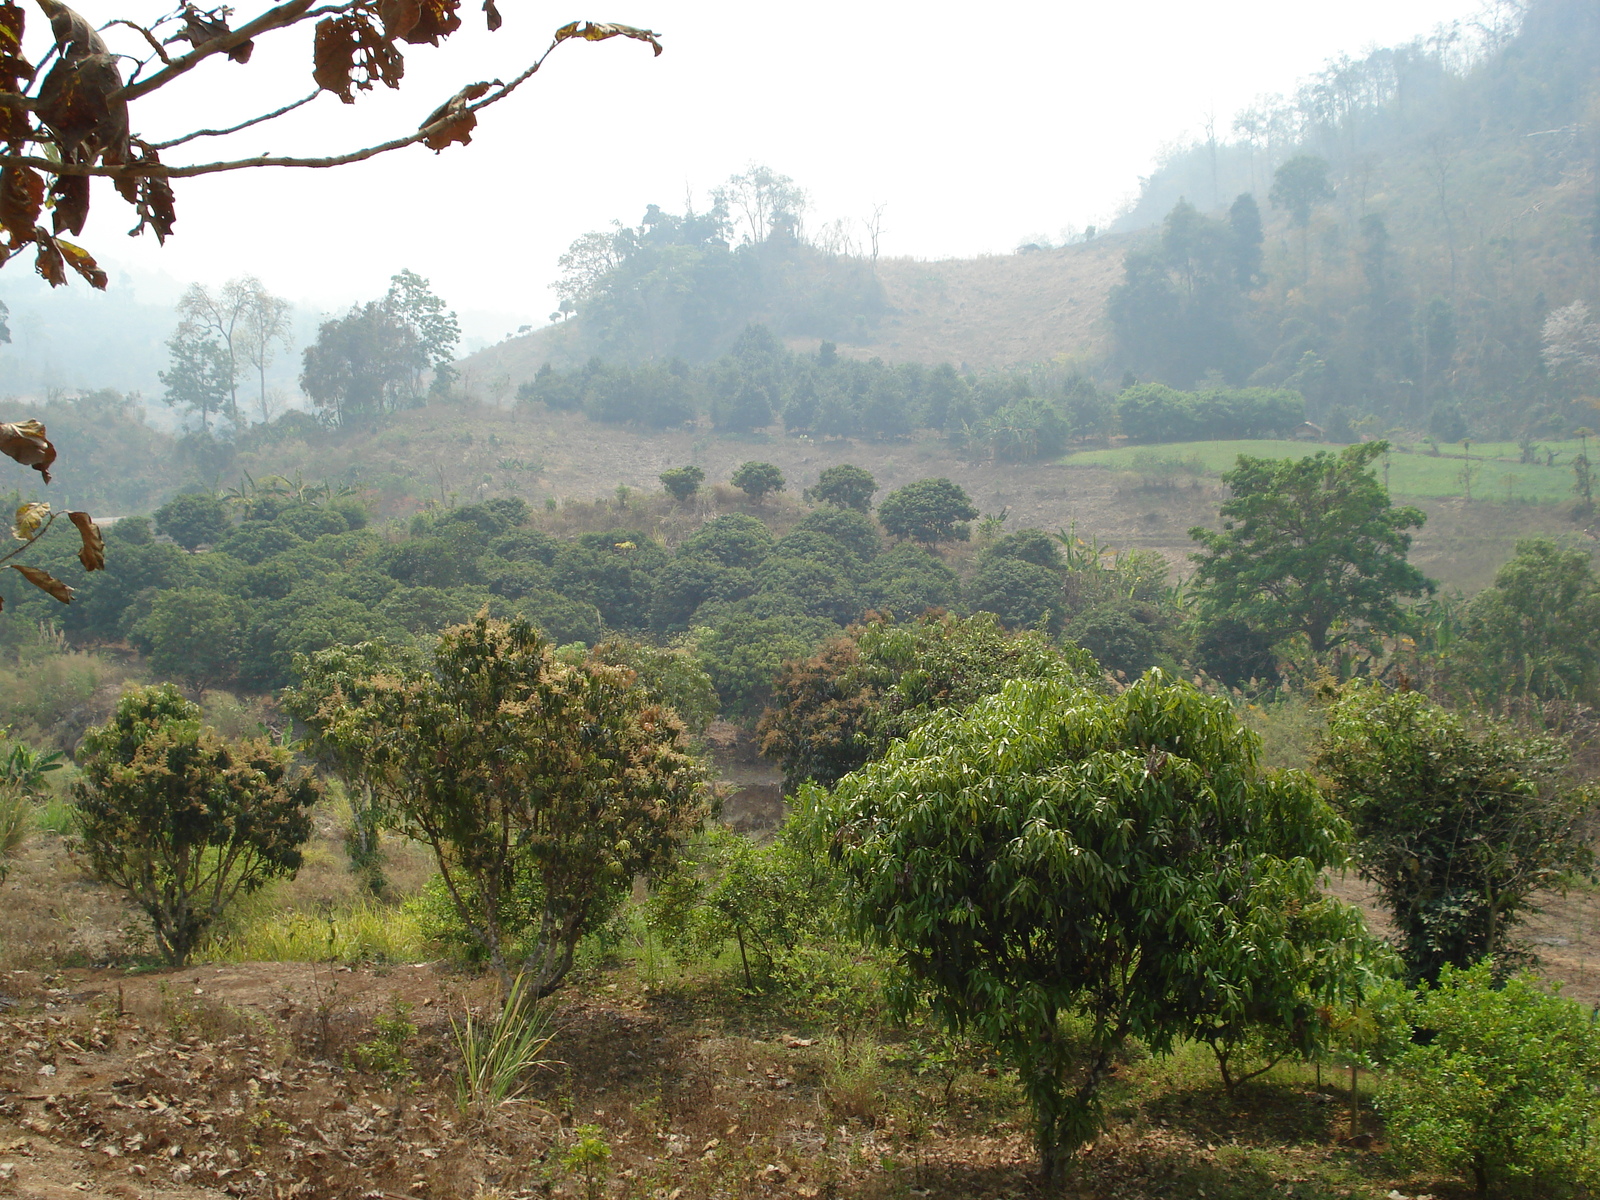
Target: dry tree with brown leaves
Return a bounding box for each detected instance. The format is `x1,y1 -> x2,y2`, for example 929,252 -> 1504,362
0,0 -> 662,289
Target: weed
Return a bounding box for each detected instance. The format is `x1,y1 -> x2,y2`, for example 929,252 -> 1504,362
206,900 -> 428,965
350,995 -> 417,1083
562,1124 -> 612,1200
33,795 -> 75,837
821,1035 -> 885,1122
0,790 -> 27,880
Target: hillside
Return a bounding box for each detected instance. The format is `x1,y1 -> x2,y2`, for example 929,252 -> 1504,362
458,234 -> 1130,383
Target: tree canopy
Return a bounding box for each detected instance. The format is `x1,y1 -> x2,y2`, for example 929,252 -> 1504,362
805,671 -> 1366,1178
1189,442 -> 1432,657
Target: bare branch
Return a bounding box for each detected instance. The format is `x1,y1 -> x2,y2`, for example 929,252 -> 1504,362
102,19 -> 173,66
149,90 -> 321,150
5,32 -> 576,180
110,0 -> 323,103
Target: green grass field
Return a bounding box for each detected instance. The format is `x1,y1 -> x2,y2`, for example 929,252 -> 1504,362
1064,438 -> 1590,503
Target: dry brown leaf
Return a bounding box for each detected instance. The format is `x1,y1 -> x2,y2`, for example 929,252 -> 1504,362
174,7 -> 254,64
313,14 -> 404,103
11,563 -> 72,603
50,172 -> 88,235
0,163 -> 42,246
55,236 -> 106,288
553,21 -> 662,56
482,0 -> 501,32
377,0 -> 420,40
12,500 -> 47,540
404,0 -> 460,45
0,420 -> 55,483
68,510 -> 103,570
420,81 -> 492,151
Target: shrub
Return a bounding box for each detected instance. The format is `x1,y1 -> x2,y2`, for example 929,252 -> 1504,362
72,684 -> 320,965
659,464 -> 705,503
1380,962 -> 1600,1198
731,460 -> 786,505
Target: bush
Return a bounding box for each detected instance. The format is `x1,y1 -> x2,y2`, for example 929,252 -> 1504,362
1380,962 -> 1600,1198
72,684 -> 320,965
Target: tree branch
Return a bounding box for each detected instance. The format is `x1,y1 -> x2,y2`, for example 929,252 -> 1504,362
148,90 -> 321,150
109,0 -> 331,104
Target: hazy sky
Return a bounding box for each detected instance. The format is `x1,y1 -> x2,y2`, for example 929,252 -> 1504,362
40,0 -> 1486,343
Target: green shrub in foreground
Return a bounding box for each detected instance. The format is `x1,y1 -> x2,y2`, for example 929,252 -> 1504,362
1380,961 -> 1600,1199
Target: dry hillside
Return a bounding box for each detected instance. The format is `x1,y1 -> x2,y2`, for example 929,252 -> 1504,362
455,235 -> 1132,387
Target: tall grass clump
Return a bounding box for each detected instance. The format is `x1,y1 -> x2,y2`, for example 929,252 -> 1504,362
452,972 -> 559,1115
0,790 -> 28,881
206,900 -> 429,964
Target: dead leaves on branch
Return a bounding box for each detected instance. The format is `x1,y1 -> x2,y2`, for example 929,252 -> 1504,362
0,1 -> 664,287
10,562 -> 72,602
69,509 -> 104,570
553,21 -> 663,55
0,419 -> 54,482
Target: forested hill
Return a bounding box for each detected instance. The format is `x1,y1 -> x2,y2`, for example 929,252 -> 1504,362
463,233 -> 1128,381
465,0 -> 1600,447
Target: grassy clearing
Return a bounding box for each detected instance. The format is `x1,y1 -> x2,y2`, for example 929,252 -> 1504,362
204,898 -> 431,965
1066,438 -> 1588,503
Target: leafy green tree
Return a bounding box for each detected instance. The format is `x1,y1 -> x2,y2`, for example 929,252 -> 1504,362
863,542 -> 960,615
1270,155 -> 1334,276
1380,962 -> 1600,1199
384,269 -> 461,399
132,588 -> 245,690
659,465 -> 705,503
793,507 -> 880,561
283,640 -> 418,893
155,492 -> 230,552
648,555 -> 754,634
298,614 -> 708,994
805,463 -> 877,510
803,672 -> 1363,1179
159,325 -> 234,432
758,612 -> 1088,790
1189,442 -> 1432,657
965,557 -> 1066,632
1066,602 -> 1163,679
1460,538 -> 1600,705
679,513 -> 775,569
72,685 -> 318,965
299,300 -> 420,427
693,610 -> 837,722
877,478 -> 979,547
1317,683 -> 1596,983
731,460 -> 786,505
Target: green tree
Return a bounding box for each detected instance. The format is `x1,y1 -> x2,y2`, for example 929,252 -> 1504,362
1380,962 -> 1600,1199
159,326 -> 233,432
877,478 -> 979,547
803,671 -> 1363,1179
72,685 -> 318,965
805,463 -> 878,511
297,614 -> 708,994
1189,442 -> 1432,657
1270,155 -> 1334,278
133,588 -> 245,691
731,460 -> 786,505
300,300 -> 420,427
1317,683 -> 1597,984
758,611 -> 1091,790
384,269 -> 462,399
659,464 -> 705,503
283,639 -> 422,893
1461,539 -> 1600,704
154,492 -> 231,552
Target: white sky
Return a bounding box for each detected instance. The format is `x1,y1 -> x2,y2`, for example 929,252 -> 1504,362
48,0 -> 1484,343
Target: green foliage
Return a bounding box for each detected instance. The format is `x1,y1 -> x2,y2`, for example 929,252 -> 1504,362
295,614 -> 709,994
351,997 -> 416,1081
877,478 -> 979,547
693,610 -> 837,723
1117,383 -> 1304,443
1380,962 -> 1600,1198
731,460 -> 786,505
72,684 -> 319,965
804,671 -> 1362,1179
562,1124 -> 613,1200
680,512 -> 775,569
155,492 -> 230,552
976,397 -> 1071,461
806,463 -> 877,510
659,464 -> 705,503
1460,539 -> 1600,705
1190,442 -> 1432,657
1317,683 -> 1596,984
645,826 -> 833,987
759,610 -> 1094,791
1269,155 -> 1335,228
132,587 -> 246,689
